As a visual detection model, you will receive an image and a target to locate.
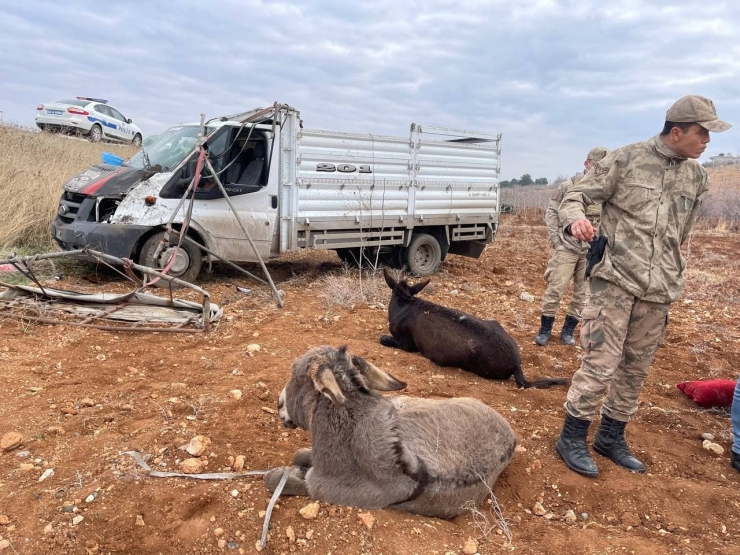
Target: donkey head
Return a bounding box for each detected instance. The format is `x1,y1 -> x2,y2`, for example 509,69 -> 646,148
382,268 -> 430,300
278,345 -> 406,430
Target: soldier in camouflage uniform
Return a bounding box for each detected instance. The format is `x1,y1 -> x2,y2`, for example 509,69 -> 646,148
535,146 -> 609,347
554,95 -> 731,477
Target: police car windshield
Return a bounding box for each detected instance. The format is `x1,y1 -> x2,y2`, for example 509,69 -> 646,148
127,125 -> 209,172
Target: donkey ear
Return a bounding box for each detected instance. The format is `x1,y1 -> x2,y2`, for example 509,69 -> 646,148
308,354 -> 347,406
313,365 -> 347,406
409,279 -> 431,296
351,355 -> 407,391
383,268 -> 397,290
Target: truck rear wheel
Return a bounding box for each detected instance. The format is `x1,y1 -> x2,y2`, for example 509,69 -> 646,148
138,232 -> 203,288
403,233 -> 442,276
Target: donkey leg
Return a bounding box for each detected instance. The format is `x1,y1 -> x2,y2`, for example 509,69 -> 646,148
380,335 -> 400,348
292,448 -> 313,469
264,466 -> 309,497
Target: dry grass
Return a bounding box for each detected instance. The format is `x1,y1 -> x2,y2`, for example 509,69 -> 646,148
0,124 -> 137,250
316,265 -> 391,308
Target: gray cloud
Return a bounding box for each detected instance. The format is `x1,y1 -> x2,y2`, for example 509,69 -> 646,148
1,0 -> 738,179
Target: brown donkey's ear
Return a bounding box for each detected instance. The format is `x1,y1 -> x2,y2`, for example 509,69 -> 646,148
409,279 -> 431,296
351,355 -> 407,391
309,356 -> 347,406
383,267 -> 398,290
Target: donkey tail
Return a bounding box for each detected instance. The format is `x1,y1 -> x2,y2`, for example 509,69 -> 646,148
513,366 -> 570,389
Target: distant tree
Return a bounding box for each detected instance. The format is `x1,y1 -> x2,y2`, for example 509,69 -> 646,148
551,174 -> 569,187
518,174 -> 533,186
500,180 -> 511,187
719,153 -> 725,156
534,177 -> 548,185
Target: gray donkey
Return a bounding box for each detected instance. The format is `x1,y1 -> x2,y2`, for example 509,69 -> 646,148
265,345 -> 516,519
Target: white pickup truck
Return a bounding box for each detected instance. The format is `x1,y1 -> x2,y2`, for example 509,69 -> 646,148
51,104 -> 502,281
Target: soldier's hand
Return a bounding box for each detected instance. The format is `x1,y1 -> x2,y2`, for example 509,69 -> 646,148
570,218 -> 595,242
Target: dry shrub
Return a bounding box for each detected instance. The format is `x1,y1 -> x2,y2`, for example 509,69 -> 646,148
0,124 -> 137,249
500,186 -> 552,219
316,265 -> 390,308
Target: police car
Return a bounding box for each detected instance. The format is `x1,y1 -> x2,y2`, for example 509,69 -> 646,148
35,97 -> 143,146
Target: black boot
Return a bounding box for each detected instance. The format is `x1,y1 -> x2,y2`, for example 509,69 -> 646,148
560,315 -> 579,346
592,414 -> 645,473
732,451 -> 740,473
534,315 -> 555,346
555,413 -> 599,477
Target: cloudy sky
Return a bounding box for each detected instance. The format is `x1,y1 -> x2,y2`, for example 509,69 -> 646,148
1,0 -> 738,180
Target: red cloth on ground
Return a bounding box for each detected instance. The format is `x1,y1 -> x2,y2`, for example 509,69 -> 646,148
677,379 -> 736,408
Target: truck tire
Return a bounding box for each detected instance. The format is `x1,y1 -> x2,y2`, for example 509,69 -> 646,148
336,248 -> 362,266
403,233 -> 442,276
138,232 -> 203,288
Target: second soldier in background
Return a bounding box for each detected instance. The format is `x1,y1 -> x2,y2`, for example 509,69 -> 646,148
534,146 -> 609,347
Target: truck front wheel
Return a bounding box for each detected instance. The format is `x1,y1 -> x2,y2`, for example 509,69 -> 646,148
138,232 -> 203,287
403,233 -> 442,276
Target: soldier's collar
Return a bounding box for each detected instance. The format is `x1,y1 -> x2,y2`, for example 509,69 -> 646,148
652,135 -> 688,162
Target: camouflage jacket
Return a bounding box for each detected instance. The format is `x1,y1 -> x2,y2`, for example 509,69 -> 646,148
560,135 -> 708,303
545,174 -> 602,253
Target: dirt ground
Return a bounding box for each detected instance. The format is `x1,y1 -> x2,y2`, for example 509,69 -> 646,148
1,215 -> 739,555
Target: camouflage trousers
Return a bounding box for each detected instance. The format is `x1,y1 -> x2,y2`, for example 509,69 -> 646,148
565,278 -> 670,422
541,244 -> 588,319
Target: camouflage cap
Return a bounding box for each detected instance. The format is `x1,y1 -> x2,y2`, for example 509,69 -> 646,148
586,146 -> 608,162
665,95 -> 731,132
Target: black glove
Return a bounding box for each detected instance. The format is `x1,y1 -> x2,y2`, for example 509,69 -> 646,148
585,236 -> 608,278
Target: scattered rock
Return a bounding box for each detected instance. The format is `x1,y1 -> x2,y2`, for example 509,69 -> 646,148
564,510 -> 577,523
286,526 -> 296,544
232,455 -> 246,472
135,515 -> 145,526
530,459 -> 542,470
121,404 -> 133,412
533,502 -> 547,516
72,515 -> 84,526
79,398 -> 95,407
214,527 -> 224,537
186,435 -> 211,457
226,541 -> 239,550
254,540 -> 265,552
231,489 -> 239,498
217,539 -> 226,549
19,463 -> 34,471
299,502 -> 320,520
463,537 -> 478,555
305,530 -> 314,540
85,493 -> 98,503
46,427 -> 66,435
515,445 -> 528,454
621,512 -> 641,527
702,440 -> 725,455
43,523 -> 54,535
0,515 -> 9,525
15,450 -> 30,459
701,433 -> 715,441
179,458 -> 207,474
261,407 -> 277,415
258,511 -> 266,518
357,512 -> 375,530
38,468 -> 54,482
60,407 -> 78,416
1,432 -> 22,451
519,292 -> 535,303
581,513 -> 589,521
229,389 -> 243,401
0,540 -> 9,552
246,344 -> 261,357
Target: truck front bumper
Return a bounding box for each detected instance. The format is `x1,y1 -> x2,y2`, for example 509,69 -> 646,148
51,218 -> 153,260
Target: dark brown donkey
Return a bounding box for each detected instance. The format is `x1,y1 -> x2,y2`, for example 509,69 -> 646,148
380,269 -> 569,389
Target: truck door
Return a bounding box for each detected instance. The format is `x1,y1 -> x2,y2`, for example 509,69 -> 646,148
190,127 -> 277,262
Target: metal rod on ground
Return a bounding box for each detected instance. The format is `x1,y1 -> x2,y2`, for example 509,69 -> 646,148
202,156 -> 284,308
85,249 -> 212,331
0,250 -> 86,264
260,468 -> 289,548
180,235 -> 268,285
0,313 -> 204,333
